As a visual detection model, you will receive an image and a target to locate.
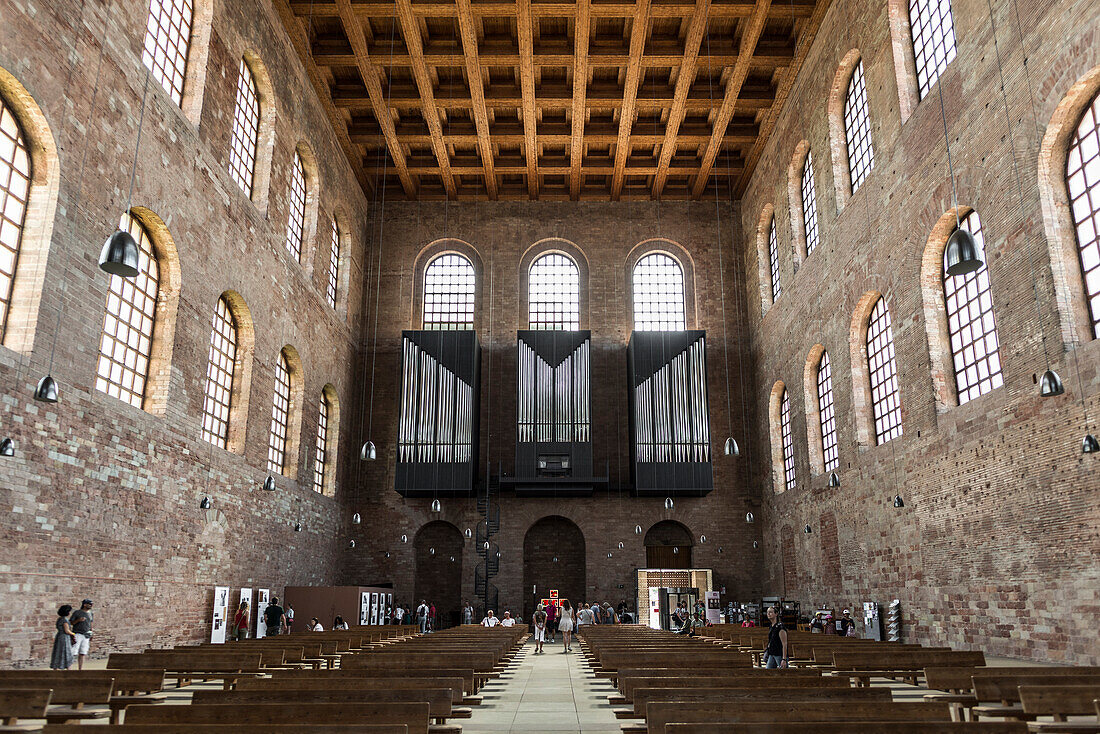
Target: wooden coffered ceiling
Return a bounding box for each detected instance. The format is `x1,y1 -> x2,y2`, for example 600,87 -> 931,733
276,0 -> 831,201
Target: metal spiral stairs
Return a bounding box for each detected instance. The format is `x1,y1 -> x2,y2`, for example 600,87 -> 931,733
474,478 -> 500,615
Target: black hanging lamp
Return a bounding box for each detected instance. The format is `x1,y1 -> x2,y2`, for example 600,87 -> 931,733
34,375 -> 59,403
100,69 -> 153,277
199,496 -> 211,510
349,539 -> 356,548
803,525 -> 812,534
360,440 -> 377,461
430,498 -> 442,513
828,472 -> 840,488
893,494 -> 905,508
744,512 -> 754,523
1082,434 -> 1099,454
294,521 -> 302,532
723,437 -> 739,457
1039,369 -> 1064,397
0,437 -> 13,457
935,66 -> 983,277
352,512 -> 362,525
664,497 -> 674,510
262,475 -> 276,492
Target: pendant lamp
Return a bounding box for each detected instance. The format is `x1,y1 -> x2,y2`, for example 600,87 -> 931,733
294,522 -> 302,532
723,437 -> 739,457
803,525 -> 812,534
464,527 -> 473,538
606,552 -> 613,558
0,437 -> 14,457
745,512 -> 754,523
828,472 -> 840,488
893,494 -> 905,508
34,375 -> 59,403
699,534 -> 707,544
400,534 -> 408,543
944,228 -> 982,276
352,512 -> 362,525
664,497 -> 674,510
430,499 -> 442,513
1082,434 -> 1099,454
262,476 -> 276,492
199,496 -> 211,510
99,229 -> 140,277
360,441 -> 377,461
617,541 -> 624,549
634,524 -> 642,534
1039,369 -> 1064,397
349,539 -> 356,548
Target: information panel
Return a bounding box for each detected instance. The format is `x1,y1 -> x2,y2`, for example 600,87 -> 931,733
210,586 -> 229,643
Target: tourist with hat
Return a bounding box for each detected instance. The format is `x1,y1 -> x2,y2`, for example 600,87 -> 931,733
69,599 -> 94,670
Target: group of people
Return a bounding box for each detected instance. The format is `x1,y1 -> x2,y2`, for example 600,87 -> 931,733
49,599 -> 94,670
809,608 -> 857,636
477,610 -> 519,628
226,597 -> 298,639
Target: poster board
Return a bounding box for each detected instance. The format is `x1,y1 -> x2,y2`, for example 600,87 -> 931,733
386,593 -> 393,622
256,589 -> 270,638
210,586 -> 229,643
360,592 -> 370,625
705,591 -> 721,625
238,588 -> 253,639
648,587 -> 661,630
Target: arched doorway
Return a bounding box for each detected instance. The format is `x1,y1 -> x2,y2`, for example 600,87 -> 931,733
644,520 -> 693,568
413,521 -> 464,628
523,516 -> 585,622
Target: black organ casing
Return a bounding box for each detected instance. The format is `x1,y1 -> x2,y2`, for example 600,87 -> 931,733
628,330 -> 713,496
394,330 -> 480,497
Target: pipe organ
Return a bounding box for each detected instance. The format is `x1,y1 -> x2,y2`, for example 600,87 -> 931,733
395,330 -> 480,496
511,330 -> 597,495
628,330 -> 713,496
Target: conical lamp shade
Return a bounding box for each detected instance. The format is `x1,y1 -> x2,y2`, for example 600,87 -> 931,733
1039,369 -> 1064,397
723,437 -> 739,456
294,522 -> 302,532
262,475 -> 276,492
352,513 -> 362,525
945,228 -> 982,276
35,375 -> 59,403
0,437 -> 13,457
99,229 -> 141,277
1083,434 -> 1099,454
430,499 -> 442,513
828,472 -> 840,488
361,440 -> 377,460
893,494 -> 905,508
199,496 -> 211,510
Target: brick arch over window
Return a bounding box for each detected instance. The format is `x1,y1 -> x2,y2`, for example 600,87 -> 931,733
624,238 -> 698,330
411,238 -> 485,330
644,519 -> 693,568
327,207 -> 352,317
787,140 -> 812,267
285,141 -> 320,267
0,65 -> 60,354
755,204 -> 776,316
802,343 -> 828,475
828,49 -> 871,211
201,290 -> 255,454
1039,63 -> 1100,345
768,380 -> 790,494
231,51 -> 276,211
313,384 -> 340,495
518,239 -> 589,330
849,290 -> 884,449
268,344 -> 305,478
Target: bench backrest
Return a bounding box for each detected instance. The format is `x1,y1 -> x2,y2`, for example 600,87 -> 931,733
237,675 -> 466,704
973,674 -> 1100,703
0,668 -> 164,695
924,667 -> 1099,692
266,667 -> 475,695
343,653 -> 496,671
620,674 -> 844,699
0,677 -> 112,706
662,723 -> 1029,733
832,651 -> 986,670
0,688 -> 51,721
42,725 -> 410,734
645,700 -> 953,733
125,702 -> 431,733
110,652 -> 266,670
194,687 -> 453,716
1018,685 -> 1100,716
631,686 -> 892,715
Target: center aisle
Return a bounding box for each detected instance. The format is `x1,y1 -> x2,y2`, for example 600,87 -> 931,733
462,638 -> 621,734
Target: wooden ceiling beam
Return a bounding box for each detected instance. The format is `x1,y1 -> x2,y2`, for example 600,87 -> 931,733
332,0 -> 414,196
291,0 -> 816,20
313,46 -> 794,69
332,86 -> 776,111
376,162 -> 743,176
455,0 -> 499,199
517,0 -> 539,198
349,128 -> 758,146
689,0 -> 770,198
610,0 -> 651,201
569,0 -> 591,199
395,0 -> 458,198
652,0 -> 711,199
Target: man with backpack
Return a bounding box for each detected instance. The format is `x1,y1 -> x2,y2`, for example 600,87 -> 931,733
416,600 -> 430,633
264,596 -> 287,636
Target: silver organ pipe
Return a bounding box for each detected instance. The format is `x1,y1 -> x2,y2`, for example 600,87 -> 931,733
517,336 -> 591,445
397,335 -> 475,465
632,333 -> 711,465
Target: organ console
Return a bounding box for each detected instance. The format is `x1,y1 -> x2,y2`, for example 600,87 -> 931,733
628,330 -> 714,496
394,330 -> 480,496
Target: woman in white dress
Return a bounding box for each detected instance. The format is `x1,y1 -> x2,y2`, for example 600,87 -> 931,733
557,599 -> 575,652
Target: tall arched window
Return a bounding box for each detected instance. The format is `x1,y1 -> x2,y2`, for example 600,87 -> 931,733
326,217 -> 340,309
780,388 -> 795,491
141,0 -> 194,106
313,392 -> 331,494
633,252 -> 686,330
816,351 -> 838,472
909,0 -> 956,100
285,153 -> 306,262
866,296 -> 902,443
944,211 -> 1003,403
201,297 -> 239,448
768,218 -> 781,303
229,58 -> 260,198
94,213 -> 160,408
801,152 -> 820,255
844,60 -> 875,193
528,252 -> 580,329
0,94 -> 31,340
424,253 -> 475,330
1067,90 -> 1100,338
267,351 -> 292,474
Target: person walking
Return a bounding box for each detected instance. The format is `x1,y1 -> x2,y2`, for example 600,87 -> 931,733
285,603 -> 295,633
69,599 -> 94,670
557,600 -> 574,653
463,601 -> 474,625
416,600 -> 430,633
230,600 -> 250,641
533,604 -> 548,654
429,603 -> 437,632
394,603 -> 405,626
50,604 -> 76,670
576,603 -> 594,627
264,596 -> 286,636
546,602 -> 557,643
763,605 -> 788,668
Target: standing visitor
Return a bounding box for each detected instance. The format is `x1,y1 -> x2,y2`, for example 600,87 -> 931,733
546,602 -> 558,643
838,609 -> 856,636
416,600 -> 430,633
810,612 -> 825,633
501,611 -> 515,627
533,604 -> 547,654
284,603 -> 295,633
394,603 -> 405,626
463,601 -> 474,625
333,615 -> 349,630
481,609 -> 499,627
69,599 -> 94,670
230,600 -> 250,640
264,597 -> 286,636
50,605 -> 76,670
576,603 -> 594,627
557,600 -> 574,653
763,605 -> 788,668
429,602 -> 437,632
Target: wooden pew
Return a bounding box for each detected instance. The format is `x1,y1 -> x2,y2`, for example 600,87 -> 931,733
973,674 -> 1100,721
0,670 -> 166,724
643,700 -> 955,733
124,702 -> 432,733
0,688 -> 51,732
618,685 -> 891,723
1018,685 -> 1100,733
265,668 -> 480,700
43,725 -> 409,733
0,678 -> 114,724
341,658 -> 494,691
238,675 -> 469,707
109,652 -> 266,689
832,650 -> 987,687
614,671 -> 847,705
924,668 -> 1100,722
663,723 -> 1029,733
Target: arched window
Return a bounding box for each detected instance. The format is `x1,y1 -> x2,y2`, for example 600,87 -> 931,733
1067,90 -> 1100,338
285,153 -> 306,262
267,351 -> 292,474
326,217 -> 340,309
802,152 -> 820,255
632,252 -> 686,331
424,253 -> 475,330
768,218 -> 781,303
94,213 -> 160,408
141,0 -> 194,106
780,388 -> 795,491
201,297 -> 239,448
909,0 -> 956,100
944,211 -> 1003,403
0,94 -> 31,340
313,392 -> 331,494
816,351 -> 838,472
866,296 -> 902,443
229,58 -> 260,198
528,252 -> 580,329
844,60 -> 875,194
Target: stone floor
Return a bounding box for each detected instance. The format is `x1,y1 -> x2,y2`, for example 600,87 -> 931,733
462,639 -> 621,734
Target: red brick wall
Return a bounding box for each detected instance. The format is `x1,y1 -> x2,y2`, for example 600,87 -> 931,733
736,0 -> 1100,663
